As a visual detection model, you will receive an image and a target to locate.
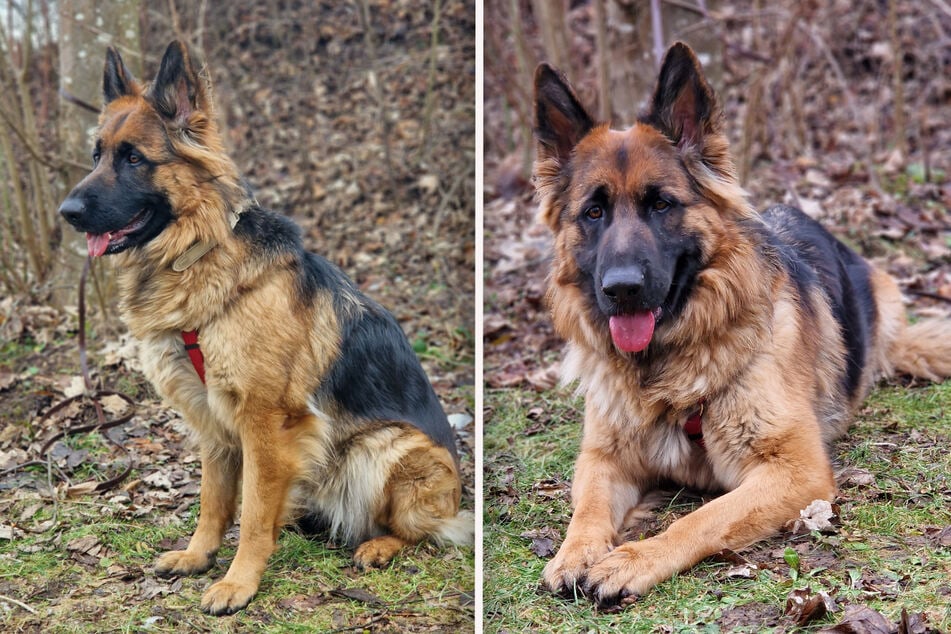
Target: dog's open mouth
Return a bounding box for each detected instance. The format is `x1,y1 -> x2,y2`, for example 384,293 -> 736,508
86,209 -> 153,257
609,307 -> 663,353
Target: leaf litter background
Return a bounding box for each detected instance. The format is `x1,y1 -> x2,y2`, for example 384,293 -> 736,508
0,1 -> 475,631
483,0 -> 950,631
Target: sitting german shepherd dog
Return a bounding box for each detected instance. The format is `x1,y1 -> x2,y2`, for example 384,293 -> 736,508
533,42 -> 951,606
59,41 -> 472,615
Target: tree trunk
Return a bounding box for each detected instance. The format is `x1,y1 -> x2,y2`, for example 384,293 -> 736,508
531,0 -> 572,77
57,0 -> 140,317
604,0 -> 722,124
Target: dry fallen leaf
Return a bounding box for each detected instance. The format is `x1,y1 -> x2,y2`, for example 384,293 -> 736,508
66,534 -> 101,555
331,586 -> 383,605
520,526 -> 560,558
532,478 -> 570,499
785,587 -> 836,626
66,481 -> 100,498
787,498 -> 837,534
100,394 -> 132,417
819,604 -> 896,633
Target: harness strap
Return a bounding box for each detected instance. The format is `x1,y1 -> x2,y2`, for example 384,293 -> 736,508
684,400 -> 705,448
181,329 -> 205,384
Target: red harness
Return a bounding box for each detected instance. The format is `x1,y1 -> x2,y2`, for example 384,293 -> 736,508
182,330 -> 206,384
684,400 -> 705,448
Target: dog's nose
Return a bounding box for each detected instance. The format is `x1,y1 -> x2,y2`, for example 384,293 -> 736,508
602,265 -> 645,304
58,197 -> 86,225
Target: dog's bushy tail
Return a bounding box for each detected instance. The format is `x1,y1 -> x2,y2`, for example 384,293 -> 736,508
431,510 -> 475,546
871,269 -> 951,383
887,318 -> 951,382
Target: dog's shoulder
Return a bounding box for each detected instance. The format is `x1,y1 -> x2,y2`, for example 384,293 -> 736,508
233,205 -> 307,259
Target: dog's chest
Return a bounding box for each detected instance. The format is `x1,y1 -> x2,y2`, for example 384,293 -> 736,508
137,333 -> 242,445
564,346 -> 725,490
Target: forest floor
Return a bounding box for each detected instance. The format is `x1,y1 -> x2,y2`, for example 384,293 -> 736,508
0,2 -> 475,632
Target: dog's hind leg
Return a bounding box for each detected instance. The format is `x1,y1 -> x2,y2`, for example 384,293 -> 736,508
353,438 -> 471,569
155,446 -> 239,577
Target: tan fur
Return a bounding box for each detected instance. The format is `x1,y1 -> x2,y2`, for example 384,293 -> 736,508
870,269 -> 951,381
533,44 -> 949,605
75,43 -> 470,615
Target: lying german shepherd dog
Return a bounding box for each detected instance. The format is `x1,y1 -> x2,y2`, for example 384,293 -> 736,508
59,41 -> 472,615
533,42 -> 951,606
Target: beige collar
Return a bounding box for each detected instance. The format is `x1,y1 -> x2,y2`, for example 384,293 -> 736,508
172,208 -> 243,272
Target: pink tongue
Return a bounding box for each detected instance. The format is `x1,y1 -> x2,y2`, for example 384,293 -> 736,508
609,311 -> 656,353
86,233 -> 111,258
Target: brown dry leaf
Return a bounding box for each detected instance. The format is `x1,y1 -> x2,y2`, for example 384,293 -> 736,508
0,370 -> 16,391
819,604 -> 897,633
485,366 -> 526,388
66,481 -> 100,498
528,536 -> 555,558
526,365 -> 559,391
520,526 -> 560,558
62,375 -> 86,399
924,525 -> 951,547
66,534 -> 101,555
785,587 -> 836,626
838,466 -> 876,487
484,314 -> 512,338
277,594 -> 331,612
532,478 -> 570,499
331,586 -> 383,605
898,608 -> 937,634
99,394 -> 131,417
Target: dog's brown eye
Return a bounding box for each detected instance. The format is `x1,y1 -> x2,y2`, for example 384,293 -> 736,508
128,153 -> 141,165
584,206 -> 603,220
653,199 -> 670,212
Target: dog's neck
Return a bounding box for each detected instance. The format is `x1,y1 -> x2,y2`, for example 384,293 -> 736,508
114,199 -> 269,336
171,206 -> 245,272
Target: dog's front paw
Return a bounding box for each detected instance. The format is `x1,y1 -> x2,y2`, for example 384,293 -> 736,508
542,537 -> 613,599
583,541 -> 666,607
155,549 -> 216,577
200,579 -> 257,615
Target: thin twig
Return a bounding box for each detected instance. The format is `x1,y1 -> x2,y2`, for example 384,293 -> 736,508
907,290 -> 951,305
0,594 -> 37,615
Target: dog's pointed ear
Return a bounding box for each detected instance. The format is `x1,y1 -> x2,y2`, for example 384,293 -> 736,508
534,64 -> 594,162
645,42 -> 717,148
103,47 -> 140,104
148,41 -> 210,124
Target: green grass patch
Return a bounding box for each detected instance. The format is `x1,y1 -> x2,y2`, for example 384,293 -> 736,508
0,497 -> 474,633
484,382 -> 951,632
